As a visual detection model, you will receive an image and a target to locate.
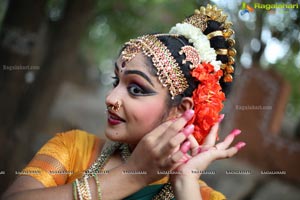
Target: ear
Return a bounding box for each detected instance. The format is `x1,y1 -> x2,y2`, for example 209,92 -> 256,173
166,97 -> 194,120
177,97 -> 194,115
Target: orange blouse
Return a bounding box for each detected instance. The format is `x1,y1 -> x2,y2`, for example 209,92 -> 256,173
21,130 -> 226,199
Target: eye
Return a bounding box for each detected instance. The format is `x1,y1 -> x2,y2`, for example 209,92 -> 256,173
127,84 -> 146,96
112,76 -> 119,87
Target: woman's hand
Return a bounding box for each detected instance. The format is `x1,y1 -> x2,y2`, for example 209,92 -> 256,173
170,116 -> 246,183
124,109 -> 196,185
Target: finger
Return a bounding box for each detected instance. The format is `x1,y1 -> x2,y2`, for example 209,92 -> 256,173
169,141 -> 190,163
202,122 -> 219,147
187,135 -> 200,156
159,124 -> 194,157
235,142 -> 246,150
215,129 -> 241,150
180,141 -> 191,153
168,153 -> 191,171
146,120 -> 173,138
215,147 -> 239,160
168,125 -> 194,150
207,141 -> 246,161
158,109 -> 194,142
219,114 -> 225,123
157,110 -> 194,154
202,114 -> 224,145
153,110 -> 194,168
217,142 -> 246,159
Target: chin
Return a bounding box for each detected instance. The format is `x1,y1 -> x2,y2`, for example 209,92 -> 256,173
104,129 -> 140,145
105,128 -> 120,140
104,127 -> 126,142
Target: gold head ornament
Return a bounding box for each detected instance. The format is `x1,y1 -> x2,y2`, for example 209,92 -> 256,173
121,35 -> 189,99
184,4 -> 236,82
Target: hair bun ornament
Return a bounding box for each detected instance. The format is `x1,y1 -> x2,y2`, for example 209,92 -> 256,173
183,4 -> 236,83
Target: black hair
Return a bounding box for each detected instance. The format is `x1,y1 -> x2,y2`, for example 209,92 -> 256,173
146,19 -> 235,107
119,18 -> 235,109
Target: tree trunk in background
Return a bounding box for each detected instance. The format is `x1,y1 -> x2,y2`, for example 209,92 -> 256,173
0,0 -> 95,194
0,0 -> 47,194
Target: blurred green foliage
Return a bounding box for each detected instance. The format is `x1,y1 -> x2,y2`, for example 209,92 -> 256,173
81,0 -> 197,72
80,0 -> 300,118
0,0 -> 299,118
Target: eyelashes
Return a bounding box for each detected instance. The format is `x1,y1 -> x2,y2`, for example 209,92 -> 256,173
112,76 -> 119,87
111,76 -> 156,96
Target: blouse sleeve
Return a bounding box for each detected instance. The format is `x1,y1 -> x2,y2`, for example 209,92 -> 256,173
20,130 -> 100,187
199,180 -> 226,200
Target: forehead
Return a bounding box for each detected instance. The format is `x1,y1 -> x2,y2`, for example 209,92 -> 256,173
116,52 -> 151,73
116,52 -> 169,92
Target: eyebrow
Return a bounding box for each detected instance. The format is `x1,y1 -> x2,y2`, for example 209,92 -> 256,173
115,62 -> 154,86
125,70 -> 154,86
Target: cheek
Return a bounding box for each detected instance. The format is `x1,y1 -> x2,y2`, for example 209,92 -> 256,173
130,100 -> 166,130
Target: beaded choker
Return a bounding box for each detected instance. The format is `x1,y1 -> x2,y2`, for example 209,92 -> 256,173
84,142 -> 175,200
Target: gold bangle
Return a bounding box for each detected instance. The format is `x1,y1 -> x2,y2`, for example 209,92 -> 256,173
215,49 -> 228,55
76,179 -> 83,200
73,181 -> 78,200
207,30 -> 223,39
93,174 -> 102,200
84,177 -> 92,200
77,177 -> 92,200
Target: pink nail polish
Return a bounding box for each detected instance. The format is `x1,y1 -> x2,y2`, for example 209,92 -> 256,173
179,156 -> 189,163
235,142 -> 246,150
218,114 -> 225,122
198,147 -> 208,154
197,147 -> 202,154
184,157 -> 190,163
183,110 -> 194,120
231,129 -> 241,137
183,124 -> 194,136
180,141 -> 191,153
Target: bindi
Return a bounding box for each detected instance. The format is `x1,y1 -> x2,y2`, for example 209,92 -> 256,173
120,61 -> 126,72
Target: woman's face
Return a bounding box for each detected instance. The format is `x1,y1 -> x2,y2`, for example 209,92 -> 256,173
105,52 -> 173,145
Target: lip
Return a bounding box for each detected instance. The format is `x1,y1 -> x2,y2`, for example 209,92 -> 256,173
107,111 -> 126,126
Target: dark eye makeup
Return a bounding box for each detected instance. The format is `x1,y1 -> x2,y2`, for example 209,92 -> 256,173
111,75 -> 156,96
127,83 -> 156,96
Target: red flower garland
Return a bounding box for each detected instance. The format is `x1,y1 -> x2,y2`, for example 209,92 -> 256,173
188,62 -> 226,144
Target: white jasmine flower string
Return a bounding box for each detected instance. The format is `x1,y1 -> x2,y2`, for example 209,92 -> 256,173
169,23 -> 221,72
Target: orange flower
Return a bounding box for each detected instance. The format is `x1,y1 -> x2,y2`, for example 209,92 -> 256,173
188,63 -> 225,144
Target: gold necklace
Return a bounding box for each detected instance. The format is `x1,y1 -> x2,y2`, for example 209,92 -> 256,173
84,142 -> 174,199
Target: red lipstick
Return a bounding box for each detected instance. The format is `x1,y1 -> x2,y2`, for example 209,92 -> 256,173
107,111 -> 125,125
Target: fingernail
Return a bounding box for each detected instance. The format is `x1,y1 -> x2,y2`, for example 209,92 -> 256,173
235,142 -> 246,150
218,114 -> 225,122
179,156 -> 189,163
197,147 -> 208,154
184,157 -> 190,163
180,141 -> 191,153
183,109 -> 194,120
183,124 -> 194,137
231,129 -> 242,137
197,147 -> 202,153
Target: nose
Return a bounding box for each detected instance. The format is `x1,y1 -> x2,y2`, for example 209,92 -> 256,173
105,86 -> 123,108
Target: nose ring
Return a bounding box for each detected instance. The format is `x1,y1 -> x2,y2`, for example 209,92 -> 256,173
107,100 -> 121,112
